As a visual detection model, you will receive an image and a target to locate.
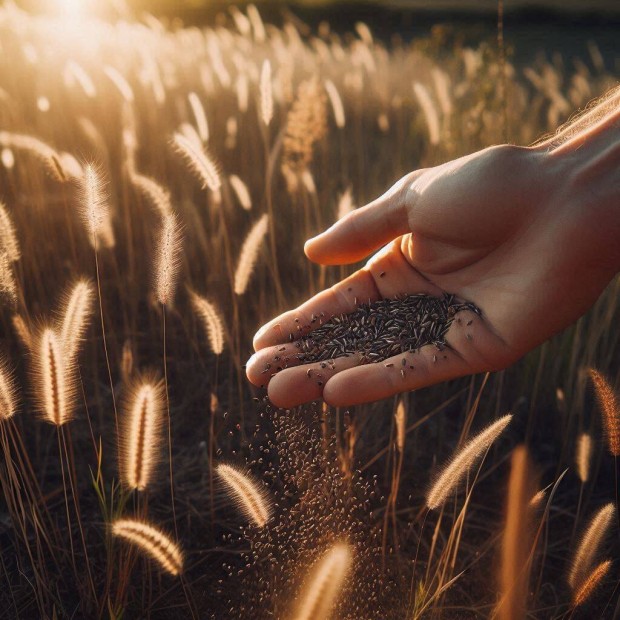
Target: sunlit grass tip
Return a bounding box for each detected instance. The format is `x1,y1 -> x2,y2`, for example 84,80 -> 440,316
188,289 -> 225,355
154,212 -> 183,307
119,380 -> 165,491
568,503 -> 615,590
78,163 -> 113,248
0,251 -> 17,302
229,174 -> 252,211
0,201 -> 20,262
112,518 -> 183,576
589,368 -> 620,456
0,356 -> 19,421
233,213 -> 268,295
292,542 -> 353,620
172,132 -> 221,193
58,279 -> 94,361
130,171 -> 172,217
188,91 -> 209,142
572,560 -> 612,608
34,327 -> 74,426
575,432 -> 592,483
426,414 -> 512,510
395,398 -> 406,453
216,463 -> 271,527
260,59 -> 273,126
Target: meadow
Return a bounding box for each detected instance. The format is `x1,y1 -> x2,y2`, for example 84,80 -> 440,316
0,2 -> 618,618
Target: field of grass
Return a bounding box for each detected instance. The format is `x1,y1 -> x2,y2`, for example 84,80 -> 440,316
0,3 -> 618,618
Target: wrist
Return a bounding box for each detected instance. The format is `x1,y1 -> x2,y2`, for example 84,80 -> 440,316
543,141 -> 620,274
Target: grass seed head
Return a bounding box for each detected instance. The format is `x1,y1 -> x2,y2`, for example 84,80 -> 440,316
119,380 -> 165,491
112,518 -> 184,576
216,463 -> 271,527
427,414 -> 512,510
292,542 -> 353,620
589,368 -> 620,456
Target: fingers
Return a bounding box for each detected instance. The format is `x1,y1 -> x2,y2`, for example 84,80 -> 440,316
250,308 -> 506,409
252,269 -> 380,351
267,354 -> 363,409
253,240 -> 443,352
304,171 -> 423,265
322,346 -> 472,407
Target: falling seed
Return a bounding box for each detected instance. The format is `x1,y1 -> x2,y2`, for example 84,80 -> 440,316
379,271 -> 386,278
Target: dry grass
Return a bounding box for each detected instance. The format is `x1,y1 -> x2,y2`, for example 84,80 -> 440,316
0,3 -> 617,618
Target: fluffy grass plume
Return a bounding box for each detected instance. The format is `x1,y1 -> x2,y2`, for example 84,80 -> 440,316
0,202 -> 20,262
59,279 -> 94,361
229,174 -> 252,211
395,398 -> 406,453
119,381 -> 165,491
216,463 -> 271,526
172,132 -> 221,193
79,163 -> 113,248
103,65 -> 134,102
427,414 -> 512,510
0,251 -> 17,301
589,369 -> 620,456
130,172 -> 172,217
575,433 -> 592,483
188,92 -> 209,142
154,212 -> 183,306
291,542 -> 353,620
0,357 -> 19,420
568,503 -> 615,590
35,328 -> 74,425
572,560 -> 611,608
12,314 -> 32,351
233,213 -> 268,295
324,79 -> 345,128
0,131 -> 65,181
188,289 -> 225,355
337,187 -> 354,220
497,446 -> 536,620
260,60 -> 273,126
112,518 -> 184,576
413,82 -> 440,146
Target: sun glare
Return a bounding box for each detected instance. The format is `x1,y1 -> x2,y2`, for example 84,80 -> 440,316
53,0 -> 92,17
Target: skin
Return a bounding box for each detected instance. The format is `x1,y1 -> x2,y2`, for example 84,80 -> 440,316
247,98 -> 620,409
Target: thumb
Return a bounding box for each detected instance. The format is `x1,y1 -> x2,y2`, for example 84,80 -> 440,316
304,170 -> 423,265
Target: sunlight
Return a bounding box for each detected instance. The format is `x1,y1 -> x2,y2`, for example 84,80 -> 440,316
52,0 -> 94,18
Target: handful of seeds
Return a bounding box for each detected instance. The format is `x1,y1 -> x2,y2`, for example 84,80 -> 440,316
297,293 -> 481,365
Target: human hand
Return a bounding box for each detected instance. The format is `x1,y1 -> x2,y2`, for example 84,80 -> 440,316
247,143 -> 620,408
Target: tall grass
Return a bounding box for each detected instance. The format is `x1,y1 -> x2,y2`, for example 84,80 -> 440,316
0,3 -> 617,618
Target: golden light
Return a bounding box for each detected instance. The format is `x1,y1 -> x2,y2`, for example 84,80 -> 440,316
51,0 -> 95,18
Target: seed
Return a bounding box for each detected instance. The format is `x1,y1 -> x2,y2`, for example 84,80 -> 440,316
379,271 -> 386,278
294,293 -> 481,368
467,319 -> 473,326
